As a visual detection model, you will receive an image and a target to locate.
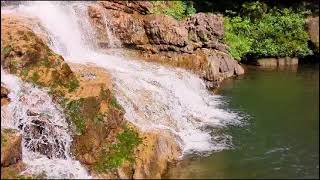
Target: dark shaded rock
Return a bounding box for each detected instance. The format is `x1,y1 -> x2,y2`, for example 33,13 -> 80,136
306,16 -> 319,53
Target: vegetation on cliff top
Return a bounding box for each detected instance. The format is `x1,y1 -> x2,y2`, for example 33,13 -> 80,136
150,0 -> 196,20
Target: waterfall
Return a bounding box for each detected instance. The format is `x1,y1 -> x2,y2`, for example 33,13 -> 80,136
1,1 -> 243,177
1,69 -> 91,179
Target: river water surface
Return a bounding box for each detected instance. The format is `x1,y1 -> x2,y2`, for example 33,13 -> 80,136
166,64 -> 319,179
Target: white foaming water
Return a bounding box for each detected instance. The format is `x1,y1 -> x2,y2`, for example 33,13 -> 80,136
2,1 -> 243,156
1,69 -> 91,179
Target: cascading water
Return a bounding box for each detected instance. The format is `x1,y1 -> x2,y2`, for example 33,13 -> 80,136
1,69 -> 91,178
2,1 -> 243,154
1,2 -> 243,177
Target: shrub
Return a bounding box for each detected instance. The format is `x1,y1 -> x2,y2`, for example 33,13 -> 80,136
224,16 -> 253,60
224,1 -> 312,60
150,1 -> 196,20
250,8 -> 311,57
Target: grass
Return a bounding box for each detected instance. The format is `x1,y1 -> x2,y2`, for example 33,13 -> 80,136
1,132 -> 7,148
30,72 -> 40,84
66,78 -> 80,93
94,124 -> 142,171
63,98 -> 86,135
1,46 -> 12,58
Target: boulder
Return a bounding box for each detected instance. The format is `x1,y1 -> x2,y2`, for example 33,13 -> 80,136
144,15 -> 188,47
257,58 -> 278,67
257,57 -> 298,67
132,131 -> 181,179
184,13 -> 227,52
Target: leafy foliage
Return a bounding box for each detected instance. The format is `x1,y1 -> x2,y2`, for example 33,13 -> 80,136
150,1 -> 196,20
224,1 -> 312,60
224,16 -> 253,60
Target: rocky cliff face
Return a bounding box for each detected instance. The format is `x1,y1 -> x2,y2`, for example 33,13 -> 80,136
87,1 -> 244,89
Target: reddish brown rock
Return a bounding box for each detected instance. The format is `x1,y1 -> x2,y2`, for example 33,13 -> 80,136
87,2 -> 244,89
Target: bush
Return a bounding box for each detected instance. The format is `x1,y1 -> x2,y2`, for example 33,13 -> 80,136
224,16 -> 253,60
250,8 -> 311,57
224,1 -> 312,60
150,1 -> 196,20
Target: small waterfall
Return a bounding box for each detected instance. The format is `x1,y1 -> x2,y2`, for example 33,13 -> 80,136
102,14 -> 122,48
2,1 -> 243,155
1,69 -> 91,179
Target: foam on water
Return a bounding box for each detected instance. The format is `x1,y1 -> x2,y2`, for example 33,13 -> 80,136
2,1 -> 243,159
